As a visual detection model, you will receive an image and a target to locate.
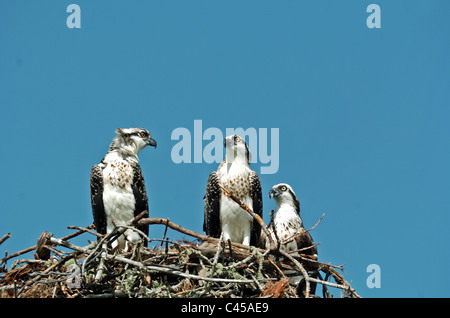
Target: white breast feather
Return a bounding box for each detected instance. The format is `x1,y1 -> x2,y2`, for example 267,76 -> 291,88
217,162 -> 253,245
102,154 -> 140,249
267,206 -> 302,254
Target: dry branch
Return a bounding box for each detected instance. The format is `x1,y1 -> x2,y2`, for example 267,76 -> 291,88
0,213 -> 359,298
217,183 -> 276,249
0,234 -> 11,247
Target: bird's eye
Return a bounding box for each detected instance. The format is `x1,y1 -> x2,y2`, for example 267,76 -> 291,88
140,132 -> 148,138
281,186 -> 287,191
234,136 -> 240,142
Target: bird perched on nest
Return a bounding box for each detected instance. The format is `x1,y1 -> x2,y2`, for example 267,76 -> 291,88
203,135 -> 263,246
262,183 -> 317,258
90,128 -> 156,250
262,183 -> 319,296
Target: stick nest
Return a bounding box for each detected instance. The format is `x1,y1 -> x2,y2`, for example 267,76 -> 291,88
0,212 -> 359,298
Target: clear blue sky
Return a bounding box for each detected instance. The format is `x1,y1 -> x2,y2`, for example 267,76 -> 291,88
1,1 -> 449,297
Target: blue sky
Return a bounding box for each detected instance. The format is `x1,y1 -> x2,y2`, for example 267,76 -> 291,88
1,1 -> 449,297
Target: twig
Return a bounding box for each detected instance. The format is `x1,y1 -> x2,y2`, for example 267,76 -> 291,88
0,246 -> 36,266
224,248 -> 270,271
106,252 -> 269,284
1,208 -> 359,298
67,225 -> 102,238
46,228 -> 270,286
217,183 -> 276,250
288,242 -> 320,255
139,217 -> 263,254
94,242 -> 107,282
266,257 -> 287,279
281,213 -> 325,248
317,272 -> 332,298
16,251 -> 80,297
321,266 -> 360,298
104,210 -> 149,248
0,233 -> 11,246
202,233 -> 224,295
159,218 -> 170,249
0,224 -> 101,267
278,250 -> 311,298
138,217 -> 212,243
306,213 -> 325,232
211,233 -> 224,271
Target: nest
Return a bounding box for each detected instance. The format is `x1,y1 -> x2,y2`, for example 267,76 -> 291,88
0,212 -> 359,298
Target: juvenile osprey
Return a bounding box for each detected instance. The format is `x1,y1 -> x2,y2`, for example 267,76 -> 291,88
263,183 -> 317,259
203,135 -> 262,246
264,183 -> 319,296
90,128 -> 156,250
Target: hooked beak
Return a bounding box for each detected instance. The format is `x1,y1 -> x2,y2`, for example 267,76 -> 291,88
146,137 -> 157,148
269,188 -> 280,199
224,136 -> 234,148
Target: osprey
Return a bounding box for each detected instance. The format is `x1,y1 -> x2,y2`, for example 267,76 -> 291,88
90,128 -> 156,250
263,183 -> 317,259
203,135 -> 262,246
264,183 -> 319,296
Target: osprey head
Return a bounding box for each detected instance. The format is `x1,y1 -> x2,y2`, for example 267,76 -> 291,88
224,134 -> 251,163
112,127 -> 157,155
269,183 -> 300,212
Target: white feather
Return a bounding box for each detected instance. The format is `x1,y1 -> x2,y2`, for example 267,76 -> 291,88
267,184 -> 303,254
102,152 -> 140,249
219,196 -> 253,245
267,205 -> 302,254
217,153 -> 253,245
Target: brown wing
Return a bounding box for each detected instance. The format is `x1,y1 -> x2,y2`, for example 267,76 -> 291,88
132,164 -> 149,246
90,164 -> 106,236
249,171 -> 263,247
203,171 -> 221,238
